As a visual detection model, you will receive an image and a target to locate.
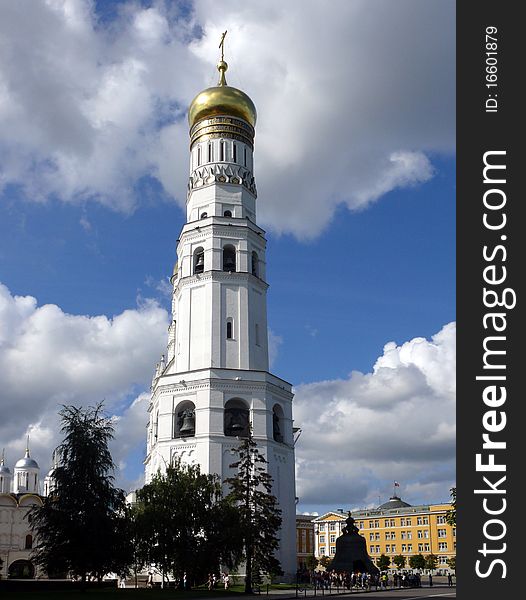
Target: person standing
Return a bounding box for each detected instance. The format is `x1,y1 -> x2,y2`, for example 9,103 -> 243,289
429,574 -> 433,587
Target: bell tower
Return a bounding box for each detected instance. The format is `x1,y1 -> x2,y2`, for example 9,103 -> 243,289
144,36 -> 296,578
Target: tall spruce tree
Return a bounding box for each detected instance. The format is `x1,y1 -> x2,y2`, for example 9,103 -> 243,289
28,403 -> 130,581
225,432 -> 283,593
135,457 -> 243,588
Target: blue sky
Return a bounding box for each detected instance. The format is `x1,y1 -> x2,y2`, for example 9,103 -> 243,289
0,0 -> 455,513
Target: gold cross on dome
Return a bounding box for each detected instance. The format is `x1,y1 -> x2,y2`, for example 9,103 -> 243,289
219,30 -> 227,61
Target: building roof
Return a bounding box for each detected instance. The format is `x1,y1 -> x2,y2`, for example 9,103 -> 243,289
377,495 -> 412,510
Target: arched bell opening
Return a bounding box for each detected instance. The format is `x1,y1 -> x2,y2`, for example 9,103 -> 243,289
272,404 -> 284,443
223,244 -> 236,272
174,401 -> 196,438
224,398 -> 250,438
251,251 -> 259,277
193,246 -> 205,274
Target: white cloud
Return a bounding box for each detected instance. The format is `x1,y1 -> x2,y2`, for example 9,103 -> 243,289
293,322 -> 456,511
0,282 -> 455,506
0,282 -> 169,480
0,0 -> 454,238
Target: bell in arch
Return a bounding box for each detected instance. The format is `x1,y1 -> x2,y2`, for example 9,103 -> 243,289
195,252 -> 204,274
223,248 -> 236,272
179,409 -> 195,436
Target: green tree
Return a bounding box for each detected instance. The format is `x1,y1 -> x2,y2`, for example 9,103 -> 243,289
409,554 -> 426,570
225,432 -> 283,593
305,555 -> 319,571
318,556 -> 332,570
446,487 -> 456,526
136,457 -> 242,587
425,554 -> 438,571
447,556 -> 456,572
28,403 -> 130,582
377,554 -> 391,571
393,554 -> 406,569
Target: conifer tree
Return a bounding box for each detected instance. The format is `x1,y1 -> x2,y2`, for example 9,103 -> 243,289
225,432 -> 283,593
28,403 -> 130,582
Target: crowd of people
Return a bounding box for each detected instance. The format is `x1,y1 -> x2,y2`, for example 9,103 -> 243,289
299,569 -> 428,590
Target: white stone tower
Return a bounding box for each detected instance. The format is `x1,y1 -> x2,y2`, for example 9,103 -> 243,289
144,40 -> 296,577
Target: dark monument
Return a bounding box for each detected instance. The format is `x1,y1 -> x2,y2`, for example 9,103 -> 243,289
329,514 -> 379,575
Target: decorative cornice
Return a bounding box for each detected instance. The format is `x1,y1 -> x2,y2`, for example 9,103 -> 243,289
190,116 -> 255,149
188,163 -> 256,197
171,270 -> 269,299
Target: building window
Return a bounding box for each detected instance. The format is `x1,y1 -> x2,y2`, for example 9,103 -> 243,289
194,247 -> 205,274
233,143 -> 237,163
244,147 -> 247,167
369,533 -> 374,541
406,518 -> 412,526
401,531 -> 407,540
226,319 -> 234,340
197,146 -> 201,166
437,515 -> 446,524
25,535 -> 33,550
223,245 -> 236,272
224,210 -> 232,217
224,398 -> 250,437
208,143 -> 212,163
200,212 -> 208,219
408,544 -> 412,552
255,324 -> 261,346
402,544 -> 407,553
438,529 -> 447,538
438,542 -> 448,551
319,535 -> 325,543
375,533 -> 380,541
329,523 -> 336,531
330,535 -> 336,543
417,530 -> 423,539
330,546 -> 336,555
220,141 -> 225,161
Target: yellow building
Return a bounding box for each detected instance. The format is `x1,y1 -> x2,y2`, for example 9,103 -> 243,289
296,514 -> 316,571
312,496 -> 456,573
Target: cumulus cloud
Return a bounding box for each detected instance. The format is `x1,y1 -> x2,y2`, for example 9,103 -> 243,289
0,282 -> 169,482
0,281 -> 455,506
0,0 -> 454,238
293,322 -> 456,512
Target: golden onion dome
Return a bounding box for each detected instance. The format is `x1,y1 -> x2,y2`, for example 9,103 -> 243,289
188,59 -> 257,129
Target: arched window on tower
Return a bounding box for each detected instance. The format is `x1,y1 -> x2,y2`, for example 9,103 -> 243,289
233,143 -> 237,163
226,318 -> 234,339
223,245 -> 236,272
208,143 -> 213,163
200,212 -> 208,219
273,404 -> 284,443
173,401 -> 196,438
194,247 -> 205,274
224,399 -> 250,438
223,210 -> 232,218
154,412 -> 159,441
220,140 -> 225,162
251,251 -> 259,277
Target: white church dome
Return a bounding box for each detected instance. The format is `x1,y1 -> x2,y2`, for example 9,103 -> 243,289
15,456 -> 39,469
